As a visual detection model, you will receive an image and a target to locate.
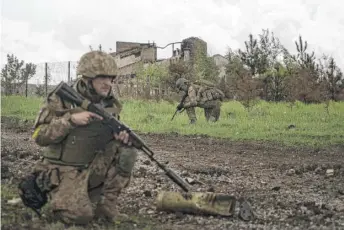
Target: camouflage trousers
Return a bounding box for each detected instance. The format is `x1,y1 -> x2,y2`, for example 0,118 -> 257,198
33,141 -> 137,225
186,100 -> 221,123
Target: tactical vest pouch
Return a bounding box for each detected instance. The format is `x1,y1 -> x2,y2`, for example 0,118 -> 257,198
45,144 -> 63,161
200,89 -> 224,102
44,120 -> 113,165
61,120 -> 113,164
212,89 -> 225,101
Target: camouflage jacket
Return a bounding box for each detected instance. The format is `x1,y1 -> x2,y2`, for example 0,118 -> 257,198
183,84 -> 225,108
32,78 -> 122,150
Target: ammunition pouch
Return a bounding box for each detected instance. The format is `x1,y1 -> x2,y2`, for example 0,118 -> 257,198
200,89 -> 224,102
212,89 -> 225,101
18,168 -> 61,216
43,120 -> 114,166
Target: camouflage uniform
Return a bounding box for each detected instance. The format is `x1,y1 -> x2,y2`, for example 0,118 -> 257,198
176,78 -> 224,124
31,51 -> 137,225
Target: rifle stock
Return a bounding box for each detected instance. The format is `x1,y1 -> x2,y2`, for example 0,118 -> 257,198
54,82 -> 191,192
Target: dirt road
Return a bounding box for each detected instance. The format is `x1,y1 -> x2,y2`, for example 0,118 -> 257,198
1,123 -> 344,230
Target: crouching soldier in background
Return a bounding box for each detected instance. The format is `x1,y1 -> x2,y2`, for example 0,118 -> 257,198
175,77 -> 225,124
23,51 -> 138,225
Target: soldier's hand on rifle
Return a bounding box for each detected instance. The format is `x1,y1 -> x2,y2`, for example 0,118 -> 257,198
114,130 -> 132,146
71,111 -> 103,125
177,104 -> 183,111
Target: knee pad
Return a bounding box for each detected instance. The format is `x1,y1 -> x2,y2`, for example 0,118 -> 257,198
116,147 -> 138,177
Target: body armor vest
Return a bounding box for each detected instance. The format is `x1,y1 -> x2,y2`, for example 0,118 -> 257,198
42,80 -> 121,166
43,111 -> 114,166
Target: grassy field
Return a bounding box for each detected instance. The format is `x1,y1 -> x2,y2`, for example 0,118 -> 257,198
2,95 -> 344,147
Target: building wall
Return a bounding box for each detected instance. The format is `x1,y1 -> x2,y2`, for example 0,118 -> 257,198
212,54 -> 228,78
116,41 -> 157,61
113,41 -> 157,76
213,54 -> 228,66
113,51 -> 141,69
116,62 -> 142,76
141,47 -> 157,63
116,41 -> 142,53
181,37 -> 207,63
113,38 -> 229,79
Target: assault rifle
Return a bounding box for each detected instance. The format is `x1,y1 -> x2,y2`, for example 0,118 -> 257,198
54,82 -> 191,192
171,92 -> 188,121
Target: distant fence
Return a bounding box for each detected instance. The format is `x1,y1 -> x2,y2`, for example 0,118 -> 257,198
28,61 -> 77,86
4,61 -> 77,97
8,61 -> 179,101
113,76 -> 179,101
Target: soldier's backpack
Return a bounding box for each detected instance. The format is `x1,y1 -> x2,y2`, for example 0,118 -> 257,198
193,79 -> 225,101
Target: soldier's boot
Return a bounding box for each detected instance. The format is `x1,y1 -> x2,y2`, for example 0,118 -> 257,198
209,103 -> 220,122
95,193 -> 129,222
186,107 -> 197,125
204,108 -> 212,121
95,174 -> 131,222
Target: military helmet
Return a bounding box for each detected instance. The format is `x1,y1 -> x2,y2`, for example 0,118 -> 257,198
176,77 -> 189,89
76,51 -> 117,78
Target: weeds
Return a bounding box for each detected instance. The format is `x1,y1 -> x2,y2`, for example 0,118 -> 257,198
2,96 -> 344,147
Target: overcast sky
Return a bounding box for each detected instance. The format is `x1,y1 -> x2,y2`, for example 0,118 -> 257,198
1,0 -> 344,71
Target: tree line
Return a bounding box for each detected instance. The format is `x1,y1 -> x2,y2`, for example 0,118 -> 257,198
167,30 -> 343,106
220,29 -> 344,106
2,29 -> 343,104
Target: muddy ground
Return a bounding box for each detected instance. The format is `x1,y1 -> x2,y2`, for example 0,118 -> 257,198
1,119 -> 344,230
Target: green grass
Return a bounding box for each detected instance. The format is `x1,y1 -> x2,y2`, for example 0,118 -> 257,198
1,95 -> 43,120
2,95 -> 344,147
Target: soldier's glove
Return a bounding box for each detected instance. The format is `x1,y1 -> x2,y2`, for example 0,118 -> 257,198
177,104 -> 183,111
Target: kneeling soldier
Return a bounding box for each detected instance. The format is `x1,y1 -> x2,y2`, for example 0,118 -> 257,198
30,51 -> 137,225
